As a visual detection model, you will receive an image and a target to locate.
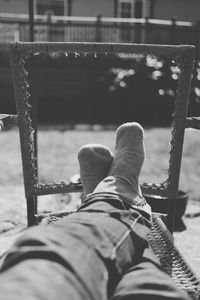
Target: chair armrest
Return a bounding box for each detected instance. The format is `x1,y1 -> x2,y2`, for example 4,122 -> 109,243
186,117 -> 200,130
0,114 -> 18,131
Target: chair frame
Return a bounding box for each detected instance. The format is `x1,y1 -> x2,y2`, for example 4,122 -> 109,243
9,42 -> 195,230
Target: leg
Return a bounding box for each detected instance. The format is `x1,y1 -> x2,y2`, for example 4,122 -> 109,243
110,248 -> 191,300
0,123 -> 150,300
78,126 -> 191,300
80,124 -> 190,300
82,122 -> 151,217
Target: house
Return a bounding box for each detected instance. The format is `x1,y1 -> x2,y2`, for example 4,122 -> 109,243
0,0 -> 200,22
0,0 -> 199,46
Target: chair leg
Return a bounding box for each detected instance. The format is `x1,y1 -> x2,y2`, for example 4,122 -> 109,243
26,196 -> 37,227
34,196 -> 38,217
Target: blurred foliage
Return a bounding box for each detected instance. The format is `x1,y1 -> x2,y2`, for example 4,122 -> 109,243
101,54 -> 200,119
0,50 -> 200,125
103,55 -> 178,97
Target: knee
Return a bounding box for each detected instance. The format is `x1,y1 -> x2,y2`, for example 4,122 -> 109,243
111,260 -> 191,300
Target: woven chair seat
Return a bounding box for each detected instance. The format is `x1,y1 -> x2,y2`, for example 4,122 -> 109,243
1,210 -> 200,299
149,214 -> 200,300
35,210 -> 200,300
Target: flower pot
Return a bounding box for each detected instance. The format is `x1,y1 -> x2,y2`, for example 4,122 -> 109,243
143,190 -> 188,232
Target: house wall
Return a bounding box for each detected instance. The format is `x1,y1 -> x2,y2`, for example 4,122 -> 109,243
0,0 -> 28,14
154,0 -> 200,22
72,0 -> 114,17
0,0 -> 115,17
0,0 -> 200,22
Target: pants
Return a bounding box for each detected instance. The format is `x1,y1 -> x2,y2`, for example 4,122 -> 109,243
0,199 -> 190,300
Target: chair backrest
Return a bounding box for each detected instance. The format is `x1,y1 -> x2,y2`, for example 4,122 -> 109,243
9,42 -> 195,229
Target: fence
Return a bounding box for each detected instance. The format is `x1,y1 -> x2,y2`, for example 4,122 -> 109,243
0,13 -> 199,56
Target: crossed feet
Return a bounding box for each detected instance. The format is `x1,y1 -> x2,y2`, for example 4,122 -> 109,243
78,122 -> 151,217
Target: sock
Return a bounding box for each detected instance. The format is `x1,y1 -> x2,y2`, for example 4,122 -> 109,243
93,122 -> 145,204
78,144 -> 113,195
109,122 -> 145,195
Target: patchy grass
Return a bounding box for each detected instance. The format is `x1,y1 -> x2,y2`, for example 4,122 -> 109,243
1,126 -> 200,274
38,126 -> 200,202
0,126 -> 200,226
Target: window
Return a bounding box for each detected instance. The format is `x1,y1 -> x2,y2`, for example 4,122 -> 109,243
118,0 -> 143,18
118,1 -> 134,42
119,0 -> 134,18
37,0 -> 65,16
134,0 -> 142,18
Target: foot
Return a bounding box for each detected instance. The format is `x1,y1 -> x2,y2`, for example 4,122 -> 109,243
94,122 -> 146,208
109,122 -> 145,193
78,144 -> 113,195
